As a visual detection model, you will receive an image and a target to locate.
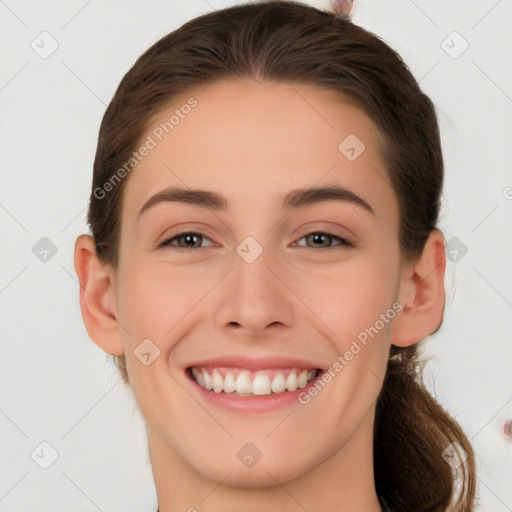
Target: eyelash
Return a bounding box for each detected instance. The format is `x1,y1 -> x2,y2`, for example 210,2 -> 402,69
158,231 -> 353,250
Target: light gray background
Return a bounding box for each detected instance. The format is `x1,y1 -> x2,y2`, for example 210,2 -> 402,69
1,0 -> 511,511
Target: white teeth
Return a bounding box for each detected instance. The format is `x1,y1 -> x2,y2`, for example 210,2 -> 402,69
236,371 -> 253,394
286,372 -> 298,392
224,372 -> 236,393
192,367 -> 319,395
212,370 -> 224,393
297,369 -> 308,388
252,374 -> 272,395
203,371 -> 213,390
271,372 -> 286,393
193,368 -> 204,387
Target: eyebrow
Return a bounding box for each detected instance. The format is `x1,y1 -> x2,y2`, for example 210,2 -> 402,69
137,185 -> 375,222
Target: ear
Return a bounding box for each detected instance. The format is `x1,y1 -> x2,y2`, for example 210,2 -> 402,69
73,234 -> 124,356
391,229 -> 446,347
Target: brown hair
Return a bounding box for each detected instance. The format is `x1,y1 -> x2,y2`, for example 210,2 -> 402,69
86,1 -> 477,510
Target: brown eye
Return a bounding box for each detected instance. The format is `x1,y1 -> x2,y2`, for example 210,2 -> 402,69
295,232 -> 351,249
159,232 -> 213,249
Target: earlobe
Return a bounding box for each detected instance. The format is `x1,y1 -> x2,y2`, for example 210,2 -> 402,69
73,234 -> 125,356
391,229 -> 446,347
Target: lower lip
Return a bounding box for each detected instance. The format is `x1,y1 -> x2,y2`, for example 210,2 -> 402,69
186,369 -> 323,413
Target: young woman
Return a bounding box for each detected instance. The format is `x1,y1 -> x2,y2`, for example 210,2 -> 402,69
74,1 -> 477,510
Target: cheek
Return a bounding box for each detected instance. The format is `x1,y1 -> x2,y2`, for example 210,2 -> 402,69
115,255 -> 216,343
310,255 -> 398,421
114,256 -> 201,420
296,251 -> 399,346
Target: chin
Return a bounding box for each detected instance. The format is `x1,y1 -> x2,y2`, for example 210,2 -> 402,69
196,453 -> 315,488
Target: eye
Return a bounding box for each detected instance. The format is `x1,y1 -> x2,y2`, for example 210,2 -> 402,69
158,230 -> 352,251
293,231 -> 352,249
159,231 -> 214,250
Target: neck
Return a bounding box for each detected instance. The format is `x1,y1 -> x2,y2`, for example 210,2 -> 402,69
149,407 -> 383,512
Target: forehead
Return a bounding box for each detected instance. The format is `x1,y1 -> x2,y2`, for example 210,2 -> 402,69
121,78 -> 398,226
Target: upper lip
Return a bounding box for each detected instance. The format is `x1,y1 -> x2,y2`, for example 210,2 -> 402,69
186,356 -> 324,372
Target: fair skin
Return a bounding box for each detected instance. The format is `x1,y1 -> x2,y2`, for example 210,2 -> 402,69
74,79 -> 446,512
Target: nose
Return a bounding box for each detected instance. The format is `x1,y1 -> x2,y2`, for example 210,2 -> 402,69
212,241 -> 295,337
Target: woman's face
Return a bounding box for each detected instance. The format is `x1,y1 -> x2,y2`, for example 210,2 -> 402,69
111,79 -> 403,487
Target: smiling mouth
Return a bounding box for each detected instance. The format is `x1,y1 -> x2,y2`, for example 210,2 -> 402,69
188,366 -> 320,396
